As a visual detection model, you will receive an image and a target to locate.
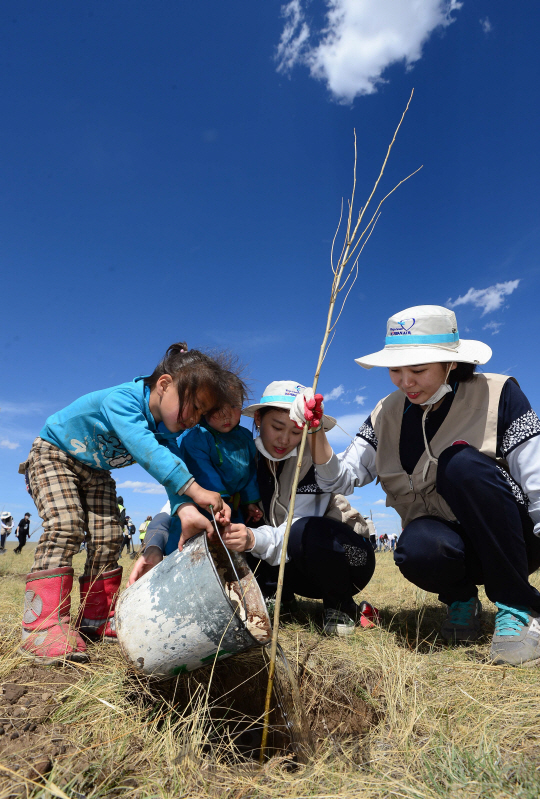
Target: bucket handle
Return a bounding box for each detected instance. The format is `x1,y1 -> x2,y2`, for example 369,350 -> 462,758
210,505 -> 249,622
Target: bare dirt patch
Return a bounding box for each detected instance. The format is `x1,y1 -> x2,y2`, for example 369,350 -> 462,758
0,664 -> 81,793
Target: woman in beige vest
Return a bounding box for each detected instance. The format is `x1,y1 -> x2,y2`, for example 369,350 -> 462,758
299,306 -> 540,667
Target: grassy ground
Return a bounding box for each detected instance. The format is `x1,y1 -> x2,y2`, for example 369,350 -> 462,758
1,544 -> 540,798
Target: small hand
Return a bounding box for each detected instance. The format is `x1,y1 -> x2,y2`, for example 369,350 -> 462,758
176,503 -> 214,551
219,523 -> 255,552
127,546 -> 163,586
245,503 -> 263,523
184,482 -> 224,513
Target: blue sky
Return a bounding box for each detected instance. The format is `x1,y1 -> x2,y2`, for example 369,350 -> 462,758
1,1 -> 539,538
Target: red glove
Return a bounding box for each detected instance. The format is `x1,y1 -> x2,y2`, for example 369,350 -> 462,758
290,388 -> 324,430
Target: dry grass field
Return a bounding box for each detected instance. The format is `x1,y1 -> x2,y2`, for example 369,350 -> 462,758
1,544 -> 540,798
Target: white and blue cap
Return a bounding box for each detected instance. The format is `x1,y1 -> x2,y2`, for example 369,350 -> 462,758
355,305 -> 492,369
242,381 -> 337,431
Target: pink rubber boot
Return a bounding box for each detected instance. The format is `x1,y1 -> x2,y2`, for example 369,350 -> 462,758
77,568 -> 123,642
20,567 -> 88,664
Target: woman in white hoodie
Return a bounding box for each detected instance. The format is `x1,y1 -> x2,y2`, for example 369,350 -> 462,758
299,305 -> 540,667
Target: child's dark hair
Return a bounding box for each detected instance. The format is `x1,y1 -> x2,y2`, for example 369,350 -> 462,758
145,342 -> 247,415
448,362 -> 477,383
225,373 -> 248,407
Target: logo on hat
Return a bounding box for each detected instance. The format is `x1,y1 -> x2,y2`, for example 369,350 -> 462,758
389,317 -> 415,336
284,385 -> 303,397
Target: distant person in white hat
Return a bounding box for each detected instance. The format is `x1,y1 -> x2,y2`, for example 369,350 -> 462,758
0,512 -> 14,552
299,305 -> 540,667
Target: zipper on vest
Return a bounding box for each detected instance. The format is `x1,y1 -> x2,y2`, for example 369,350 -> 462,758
408,474 -> 413,491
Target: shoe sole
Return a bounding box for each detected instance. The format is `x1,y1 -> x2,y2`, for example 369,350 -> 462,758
323,625 -> 355,637
491,654 -> 540,667
18,647 -> 90,665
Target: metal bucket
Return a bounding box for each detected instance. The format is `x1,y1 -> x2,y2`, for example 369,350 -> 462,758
115,532 -> 272,676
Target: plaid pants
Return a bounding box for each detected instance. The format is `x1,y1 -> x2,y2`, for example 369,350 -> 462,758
26,438 -> 123,577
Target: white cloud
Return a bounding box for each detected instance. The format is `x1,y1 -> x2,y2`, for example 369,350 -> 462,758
374,499 -> 386,505
276,0 -> 311,73
325,384 -> 345,401
0,439 -> 20,450
0,401 -> 47,416
276,0 -> 463,103
374,512 -> 391,518
354,395 -> 367,406
483,321 -> 502,335
116,480 -> 166,495
447,280 -> 520,316
480,17 -> 492,34
326,412 -> 366,447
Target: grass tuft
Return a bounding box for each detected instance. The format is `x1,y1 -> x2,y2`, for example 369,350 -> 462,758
1,545 -> 540,797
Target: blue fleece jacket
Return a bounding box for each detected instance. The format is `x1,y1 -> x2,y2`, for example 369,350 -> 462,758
179,421 -> 259,522
39,377 -> 192,516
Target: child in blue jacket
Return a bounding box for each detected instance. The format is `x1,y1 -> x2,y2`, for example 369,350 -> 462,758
180,374 -> 261,526
129,376 -> 261,574
20,342 -> 237,665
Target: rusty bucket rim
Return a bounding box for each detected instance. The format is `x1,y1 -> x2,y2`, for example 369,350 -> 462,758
201,531 -> 271,648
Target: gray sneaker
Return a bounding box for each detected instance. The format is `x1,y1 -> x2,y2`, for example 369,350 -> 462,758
440,597 -> 482,643
490,603 -> 540,667
323,608 -> 355,637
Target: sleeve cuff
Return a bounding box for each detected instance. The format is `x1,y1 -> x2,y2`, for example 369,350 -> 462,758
314,451 -> 339,479
177,477 -> 195,495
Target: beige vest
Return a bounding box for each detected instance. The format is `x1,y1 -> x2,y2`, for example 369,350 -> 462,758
257,450 -> 369,537
372,373 -> 512,527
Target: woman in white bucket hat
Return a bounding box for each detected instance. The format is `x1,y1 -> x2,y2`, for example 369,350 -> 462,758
226,381 -> 379,636
297,305 -> 540,666
0,511 -> 14,553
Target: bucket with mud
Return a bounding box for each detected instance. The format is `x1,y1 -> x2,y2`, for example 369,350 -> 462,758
116,532 -> 272,676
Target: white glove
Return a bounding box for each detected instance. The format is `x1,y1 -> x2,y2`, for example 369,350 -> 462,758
289,388 -> 324,430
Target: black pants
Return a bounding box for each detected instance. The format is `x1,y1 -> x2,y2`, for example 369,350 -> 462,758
0,534 -> 7,550
246,516 -> 375,612
14,536 -> 27,554
394,444 -> 540,610
119,536 -> 133,556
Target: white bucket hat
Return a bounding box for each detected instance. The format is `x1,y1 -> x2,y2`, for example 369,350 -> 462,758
1,512 -> 12,520
355,305 -> 492,369
242,381 -> 337,431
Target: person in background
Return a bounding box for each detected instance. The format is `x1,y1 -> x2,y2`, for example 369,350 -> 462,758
117,496 -> 127,530
1,512 -> 14,553
119,517 -> 134,557
139,516 -> 152,551
14,513 -> 32,554
127,517 -> 136,555
366,517 -> 377,550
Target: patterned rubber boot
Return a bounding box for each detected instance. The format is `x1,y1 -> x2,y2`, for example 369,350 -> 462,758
77,568 -> 123,642
20,567 -> 89,665
358,600 -> 380,629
